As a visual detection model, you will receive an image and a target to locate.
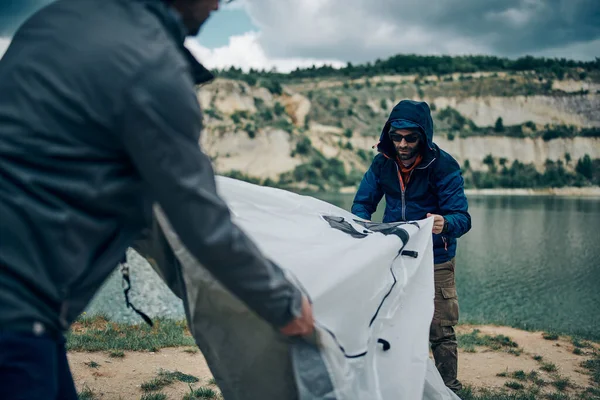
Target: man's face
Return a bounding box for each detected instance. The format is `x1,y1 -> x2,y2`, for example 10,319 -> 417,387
171,0 -> 220,36
389,129 -> 421,161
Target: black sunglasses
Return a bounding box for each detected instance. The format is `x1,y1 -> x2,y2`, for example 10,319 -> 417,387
389,132 -> 420,143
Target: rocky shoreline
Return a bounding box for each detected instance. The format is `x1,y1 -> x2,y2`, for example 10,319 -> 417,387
338,186 -> 600,197
464,186 -> 600,197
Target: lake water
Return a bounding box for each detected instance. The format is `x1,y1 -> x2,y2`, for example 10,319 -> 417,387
86,194 -> 600,340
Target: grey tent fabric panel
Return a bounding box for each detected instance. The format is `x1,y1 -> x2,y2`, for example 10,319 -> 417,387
151,206 -> 311,400
291,338 -> 337,400
134,208 -> 338,400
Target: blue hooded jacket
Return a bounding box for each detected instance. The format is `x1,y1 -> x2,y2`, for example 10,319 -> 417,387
351,100 -> 471,264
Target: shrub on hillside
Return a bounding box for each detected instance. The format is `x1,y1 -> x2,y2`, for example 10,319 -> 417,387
541,125 -> 576,141
580,128 -> 600,138
274,102 -> 286,116
203,108 -> 221,120
523,121 -> 537,131
437,107 -> 476,131
494,117 -> 505,132
241,74 -> 257,86
357,149 -> 371,162
504,125 -> 525,138
295,136 -> 312,155
245,124 -> 256,139
223,170 -> 262,185
576,155 -> 593,180
465,157 -> 599,189
261,78 -> 282,95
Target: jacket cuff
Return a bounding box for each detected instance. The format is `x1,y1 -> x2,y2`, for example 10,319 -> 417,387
270,278 -> 304,329
441,216 -> 450,234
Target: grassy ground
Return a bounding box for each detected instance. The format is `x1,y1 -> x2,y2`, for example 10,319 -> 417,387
67,314 -> 195,352
455,329 -> 600,400
69,315 -> 219,399
458,329 -> 520,354
137,370 -> 218,400
68,316 -> 599,400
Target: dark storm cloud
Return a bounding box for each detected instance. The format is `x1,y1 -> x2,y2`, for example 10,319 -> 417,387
246,0 -> 600,61
1,0 -> 598,61
412,0 -> 600,55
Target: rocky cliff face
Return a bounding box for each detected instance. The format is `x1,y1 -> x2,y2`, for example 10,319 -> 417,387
349,134 -> 600,171
196,76 -> 599,183
431,95 -> 599,128
434,136 -> 600,171
202,128 -> 301,179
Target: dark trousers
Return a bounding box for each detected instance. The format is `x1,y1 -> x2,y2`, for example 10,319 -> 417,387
430,258 -> 462,393
0,332 -> 78,400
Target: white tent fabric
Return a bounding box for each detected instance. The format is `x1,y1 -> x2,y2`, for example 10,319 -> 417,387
152,176 -> 460,400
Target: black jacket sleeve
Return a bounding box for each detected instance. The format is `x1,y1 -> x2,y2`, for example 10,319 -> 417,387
119,56 -> 302,328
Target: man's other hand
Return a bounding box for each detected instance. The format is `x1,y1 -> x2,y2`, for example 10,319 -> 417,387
279,295 -> 315,337
427,213 -> 445,234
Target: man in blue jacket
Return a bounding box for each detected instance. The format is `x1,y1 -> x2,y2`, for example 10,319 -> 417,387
352,100 -> 471,393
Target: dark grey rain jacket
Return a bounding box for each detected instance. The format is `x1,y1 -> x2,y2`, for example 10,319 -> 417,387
0,0 -> 302,336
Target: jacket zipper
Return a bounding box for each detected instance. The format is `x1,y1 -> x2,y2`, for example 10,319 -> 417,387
395,164 -> 415,222
394,163 -> 405,221
401,191 -> 405,221
442,236 -> 448,251
405,170 -> 415,221
400,157 -> 436,221
415,157 -> 436,170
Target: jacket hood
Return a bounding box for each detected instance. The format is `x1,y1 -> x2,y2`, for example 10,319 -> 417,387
377,100 -> 435,161
146,0 -> 214,85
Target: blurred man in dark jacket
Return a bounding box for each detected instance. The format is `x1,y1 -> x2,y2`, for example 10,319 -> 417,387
0,1 -> 313,399
352,100 -> 471,393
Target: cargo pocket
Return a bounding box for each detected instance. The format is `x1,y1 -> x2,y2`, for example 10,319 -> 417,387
433,286 -> 459,327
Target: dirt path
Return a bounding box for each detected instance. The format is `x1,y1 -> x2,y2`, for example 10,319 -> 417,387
71,348 -> 213,399
69,325 -> 599,399
455,325 -> 598,397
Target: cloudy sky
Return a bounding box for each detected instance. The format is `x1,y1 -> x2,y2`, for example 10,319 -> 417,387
1,0 -> 599,72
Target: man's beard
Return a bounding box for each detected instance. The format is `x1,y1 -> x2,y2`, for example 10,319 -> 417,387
395,146 -> 419,161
